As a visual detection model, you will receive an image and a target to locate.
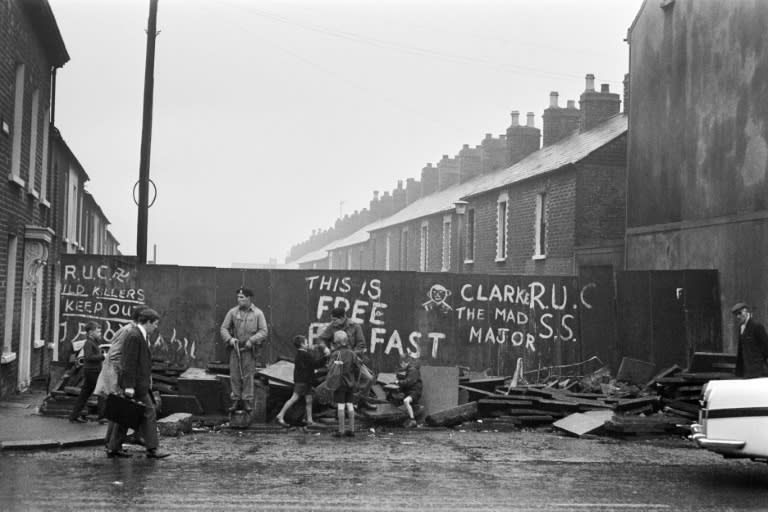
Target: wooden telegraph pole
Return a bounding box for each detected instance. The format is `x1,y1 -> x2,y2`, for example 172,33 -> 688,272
136,0 -> 159,264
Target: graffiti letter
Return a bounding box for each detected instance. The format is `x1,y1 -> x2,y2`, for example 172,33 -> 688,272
529,282 -> 546,310
427,332 -> 445,358
350,299 -> 369,323
526,333 -> 536,351
333,296 -> 351,314
551,285 -> 568,310
510,331 -> 524,347
308,322 -> 325,344
316,296 -> 333,320
384,330 -> 404,356
368,279 -> 382,301
407,332 -> 421,357
369,302 -> 387,326
539,313 -> 554,339
370,327 -> 386,354
489,285 -> 503,302
64,265 -> 76,281
461,284 -> 473,302
339,277 -> 352,293
305,275 -> 320,290
97,265 -> 109,279
469,326 -> 482,343
580,283 -> 595,309
560,314 -> 576,341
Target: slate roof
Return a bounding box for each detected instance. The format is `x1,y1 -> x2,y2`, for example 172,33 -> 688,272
295,113 -> 627,259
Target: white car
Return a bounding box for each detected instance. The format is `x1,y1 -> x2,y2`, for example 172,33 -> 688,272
690,377 -> 768,462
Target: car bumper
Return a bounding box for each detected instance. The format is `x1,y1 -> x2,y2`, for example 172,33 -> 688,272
690,423 -> 746,451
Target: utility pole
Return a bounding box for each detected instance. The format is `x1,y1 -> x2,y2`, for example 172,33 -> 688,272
136,0 -> 159,264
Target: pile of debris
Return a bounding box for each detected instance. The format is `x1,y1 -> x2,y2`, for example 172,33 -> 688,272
40,357 -> 186,419
431,352 -> 736,438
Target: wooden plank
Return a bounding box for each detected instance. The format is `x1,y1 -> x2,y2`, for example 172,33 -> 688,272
256,360 -> 294,386
426,402 -> 478,427
615,395 -> 660,412
421,366 -> 460,417
477,398 -> 533,407
159,394 -> 204,415
617,357 -> 656,386
643,364 -> 682,389
553,410 -> 613,437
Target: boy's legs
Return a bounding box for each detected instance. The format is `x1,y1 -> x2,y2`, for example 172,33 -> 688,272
276,392 -> 300,424
305,393 -> 315,424
403,395 -> 415,419
336,403 -> 345,434
345,402 -> 355,435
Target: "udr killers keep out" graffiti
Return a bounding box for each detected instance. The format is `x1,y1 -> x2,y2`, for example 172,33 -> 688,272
304,274 -> 447,358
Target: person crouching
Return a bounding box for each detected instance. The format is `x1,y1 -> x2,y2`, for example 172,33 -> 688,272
396,353 -> 423,428
330,330 -> 360,437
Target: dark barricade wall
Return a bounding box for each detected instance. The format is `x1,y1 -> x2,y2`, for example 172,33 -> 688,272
57,255 -> 720,376
58,255 -> 600,376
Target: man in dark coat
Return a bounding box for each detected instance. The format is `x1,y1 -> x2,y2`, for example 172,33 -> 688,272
732,302 -> 768,378
107,308 -> 170,459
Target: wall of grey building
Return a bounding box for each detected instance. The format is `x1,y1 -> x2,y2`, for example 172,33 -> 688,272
626,0 -> 768,352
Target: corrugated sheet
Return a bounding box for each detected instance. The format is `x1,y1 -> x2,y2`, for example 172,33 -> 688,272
296,114 -> 627,256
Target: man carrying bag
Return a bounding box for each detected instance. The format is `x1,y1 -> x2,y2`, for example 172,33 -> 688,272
106,308 -> 170,459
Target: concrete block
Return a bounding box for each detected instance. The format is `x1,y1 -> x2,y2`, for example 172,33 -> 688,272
157,413 -> 193,437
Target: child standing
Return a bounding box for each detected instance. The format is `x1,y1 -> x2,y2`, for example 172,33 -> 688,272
330,330 -> 360,437
276,335 -> 329,427
396,353 -> 423,428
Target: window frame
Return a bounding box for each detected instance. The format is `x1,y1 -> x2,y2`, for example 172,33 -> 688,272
495,191 -> 509,261
441,214 -> 452,272
419,220 -> 429,272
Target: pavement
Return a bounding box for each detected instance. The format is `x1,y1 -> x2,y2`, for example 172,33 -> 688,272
0,389 -> 108,451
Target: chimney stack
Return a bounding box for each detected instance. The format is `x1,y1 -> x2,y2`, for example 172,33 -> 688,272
380,191 -> 393,218
542,91 -> 580,146
437,154 -> 459,190
420,163 -> 439,196
480,133 -> 508,174
405,177 -> 421,205
579,74 -> 621,131
507,110 -> 541,165
369,190 -> 381,220
458,143 -> 482,183
392,180 -> 406,213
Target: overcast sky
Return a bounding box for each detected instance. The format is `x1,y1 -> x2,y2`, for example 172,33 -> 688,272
48,0 -> 643,268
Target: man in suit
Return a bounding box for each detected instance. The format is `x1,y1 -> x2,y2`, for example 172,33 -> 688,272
732,302 -> 768,378
106,308 -> 170,459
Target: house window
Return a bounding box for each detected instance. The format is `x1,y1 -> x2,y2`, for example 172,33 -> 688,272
10,63 -> 25,186
328,253 -> 333,270
2,235 -> 18,363
534,193 -> 547,259
496,191 -> 509,261
419,221 -> 429,272
400,228 -> 409,270
27,89 -> 40,197
466,208 -> 476,262
441,215 -> 452,271
40,106 -> 50,205
64,167 -> 79,249
359,247 -> 364,269
385,232 -> 391,271
346,250 -> 352,270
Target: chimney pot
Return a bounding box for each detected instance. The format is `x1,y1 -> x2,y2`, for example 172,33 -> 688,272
526,112 -> 535,127
373,190 -> 379,199
484,133 -> 493,140
462,143 -> 470,149
585,74 -> 595,92
567,99 -> 576,109
397,179 -> 403,189
601,83 -> 610,93
510,110 -> 520,125
549,92 -> 559,108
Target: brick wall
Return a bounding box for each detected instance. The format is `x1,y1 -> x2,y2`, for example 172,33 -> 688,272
0,0 -> 59,397
463,169 -> 577,276
575,134 -> 627,246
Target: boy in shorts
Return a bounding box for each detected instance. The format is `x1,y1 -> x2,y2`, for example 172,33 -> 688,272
276,335 -> 329,427
330,331 -> 360,437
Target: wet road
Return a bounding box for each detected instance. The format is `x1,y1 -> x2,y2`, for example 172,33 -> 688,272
2,427 -> 768,511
